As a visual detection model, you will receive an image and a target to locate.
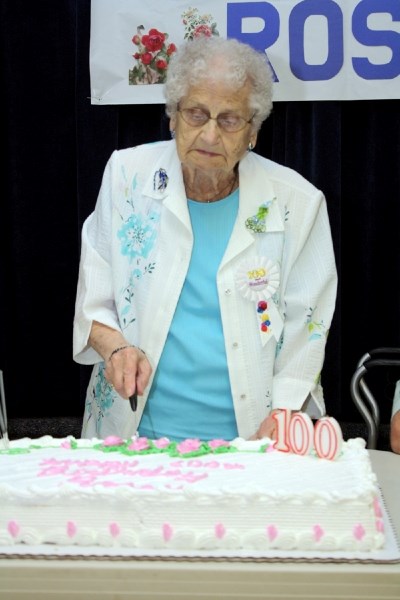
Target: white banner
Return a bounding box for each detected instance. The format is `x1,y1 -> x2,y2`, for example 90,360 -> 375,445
90,0 -> 400,104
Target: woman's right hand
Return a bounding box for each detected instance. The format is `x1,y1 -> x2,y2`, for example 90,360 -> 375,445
89,321 -> 152,400
105,344 -> 152,399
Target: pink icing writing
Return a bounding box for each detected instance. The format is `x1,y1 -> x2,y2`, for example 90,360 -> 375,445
163,523 -> 173,542
353,524 -> 365,540
215,523 -> 225,539
37,458 -> 211,486
109,522 -> 120,537
267,525 -> 278,541
67,521 -> 77,537
223,462 -> 245,470
7,520 -> 20,538
313,524 -> 324,542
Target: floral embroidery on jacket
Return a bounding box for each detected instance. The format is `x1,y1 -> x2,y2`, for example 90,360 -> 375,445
92,366 -> 115,435
306,307 -> 327,341
117,207 -> 160,329
118,211 -> 159,261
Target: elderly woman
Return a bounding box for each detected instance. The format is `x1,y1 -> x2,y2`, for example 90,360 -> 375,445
73,36 -> 337,441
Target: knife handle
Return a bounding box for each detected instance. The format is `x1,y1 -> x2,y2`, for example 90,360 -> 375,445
129,393 -> 137,412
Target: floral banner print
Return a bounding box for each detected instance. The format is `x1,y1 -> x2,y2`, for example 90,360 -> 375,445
130,27 -> 177,85
129,7 -> 219,86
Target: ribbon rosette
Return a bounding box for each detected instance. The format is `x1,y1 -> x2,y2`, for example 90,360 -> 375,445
235,257 -> 283,346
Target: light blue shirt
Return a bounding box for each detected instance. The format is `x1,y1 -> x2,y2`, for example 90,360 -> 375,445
139,189 -> 239,441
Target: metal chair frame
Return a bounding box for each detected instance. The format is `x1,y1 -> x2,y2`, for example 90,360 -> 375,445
350,347 -> 400,449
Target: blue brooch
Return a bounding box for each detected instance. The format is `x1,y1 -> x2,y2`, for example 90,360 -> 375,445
153,168 -> 169,192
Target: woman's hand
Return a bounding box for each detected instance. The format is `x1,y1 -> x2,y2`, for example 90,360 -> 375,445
250,409 -> 282,441
105,344 -> 152,399
89,321 -> 152,399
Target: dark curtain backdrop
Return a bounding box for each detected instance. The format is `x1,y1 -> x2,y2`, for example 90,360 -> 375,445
1,0 -> 400,426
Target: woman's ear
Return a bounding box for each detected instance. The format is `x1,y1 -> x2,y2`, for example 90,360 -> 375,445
250,132 -> 258,149
169,115 -> 177,132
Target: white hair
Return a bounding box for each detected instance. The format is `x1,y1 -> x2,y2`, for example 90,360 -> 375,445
164,36 -> 274,132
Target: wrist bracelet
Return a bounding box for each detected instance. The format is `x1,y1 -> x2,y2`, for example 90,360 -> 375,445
108,345 -> 134,362
108,345 -> 146,362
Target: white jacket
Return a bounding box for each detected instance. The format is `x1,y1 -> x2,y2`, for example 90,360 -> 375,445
73,140 -> 338,439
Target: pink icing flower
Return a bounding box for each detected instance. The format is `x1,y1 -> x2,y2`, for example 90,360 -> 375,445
67,521 -> 77,538
7,520 -> 20,538
103,436 -> 124,447
177,439 -> 201,454
128,437 -> 150,451
353,524 -> 365,541
60,440 -> 72,449
313,524 -> 324,542
215,523 -> 225,539
266,525 -> 278,541
153,437 -> 170,449
163,523 -> 173,542
109,522 -> 120,538
266,443 -> 276,453
208,439 -> 230,450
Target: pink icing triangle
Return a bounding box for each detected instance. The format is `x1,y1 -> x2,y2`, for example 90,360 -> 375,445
313,524 -> 324,542
163,523 -> 173,542
67,521 -> 77,538
376,519 -> 385,533
215,523 -> 225,539
109,522 -> 120,537
266,525 -> 278,541
353,524 -> 365,540
7,520 -> 20,538
373,496 -> 383,518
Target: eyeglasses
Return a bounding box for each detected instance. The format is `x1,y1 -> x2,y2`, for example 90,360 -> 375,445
178,106 -> 254,133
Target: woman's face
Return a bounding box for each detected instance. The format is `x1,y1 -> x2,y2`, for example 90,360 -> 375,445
170,79 -> 257,176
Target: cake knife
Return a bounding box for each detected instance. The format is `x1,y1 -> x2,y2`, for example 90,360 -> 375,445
129,392 -> 137,412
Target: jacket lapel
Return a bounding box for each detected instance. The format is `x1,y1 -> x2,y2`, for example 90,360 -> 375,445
222,153 -> 285,266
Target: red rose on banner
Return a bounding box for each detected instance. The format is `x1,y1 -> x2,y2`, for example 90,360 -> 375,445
129,25 -> 176,85
193,24 -> 213,38
140,52 -> 152,66
141,29 -> 165,52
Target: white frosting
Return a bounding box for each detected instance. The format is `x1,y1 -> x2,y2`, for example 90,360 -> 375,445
0,436 -> 385,551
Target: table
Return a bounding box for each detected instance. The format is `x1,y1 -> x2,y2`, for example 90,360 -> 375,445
0,450 -> 399,600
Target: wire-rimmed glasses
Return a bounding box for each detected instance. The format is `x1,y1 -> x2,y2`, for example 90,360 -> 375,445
178,106 -> 254,133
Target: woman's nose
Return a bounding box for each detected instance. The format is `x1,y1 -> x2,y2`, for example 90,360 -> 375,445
199,117 -> 221,143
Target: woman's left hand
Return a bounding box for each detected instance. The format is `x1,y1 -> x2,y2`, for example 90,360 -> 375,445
250,409 -> 282,441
